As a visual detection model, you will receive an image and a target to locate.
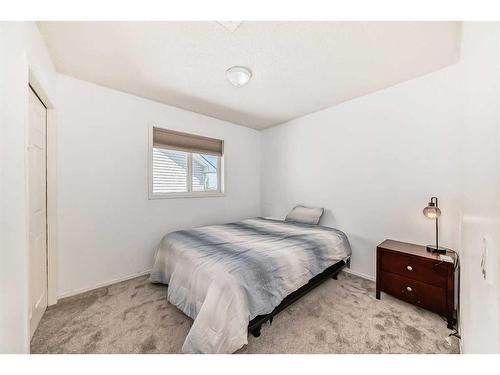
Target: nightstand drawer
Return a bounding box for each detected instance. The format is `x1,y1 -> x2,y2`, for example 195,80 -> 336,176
380,271 -> 446,314
379,250 -> 447,287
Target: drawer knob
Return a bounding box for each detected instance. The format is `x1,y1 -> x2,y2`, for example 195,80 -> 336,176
406,286 -> 413,292
406,265 -> 413,271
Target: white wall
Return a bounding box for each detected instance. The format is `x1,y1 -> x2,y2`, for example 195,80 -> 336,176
261,65 -> 462,280
0,22 -> 56,353
55,75 -> 261,297
458,22 -> 500,354
261,22 -> 500,353
0,22 -> 260,351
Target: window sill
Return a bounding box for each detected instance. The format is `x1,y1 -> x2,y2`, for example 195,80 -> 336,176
149,192 -> 225,200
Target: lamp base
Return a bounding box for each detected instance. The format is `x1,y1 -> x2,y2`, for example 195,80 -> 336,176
426,245 -> 447,254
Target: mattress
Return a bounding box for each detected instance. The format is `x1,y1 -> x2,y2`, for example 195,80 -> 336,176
149,217 -> 352,353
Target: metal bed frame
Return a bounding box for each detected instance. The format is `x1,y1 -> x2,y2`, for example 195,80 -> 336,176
248,258 -> 349,337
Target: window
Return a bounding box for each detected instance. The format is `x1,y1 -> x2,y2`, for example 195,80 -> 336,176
150,127 -> 224,198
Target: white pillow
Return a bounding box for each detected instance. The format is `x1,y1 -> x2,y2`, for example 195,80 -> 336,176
285,205 -> 324,225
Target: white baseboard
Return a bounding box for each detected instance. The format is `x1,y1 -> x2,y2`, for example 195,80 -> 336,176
57,267 -> 374,301
58,269 -> 152,300
341,268 -> 376,282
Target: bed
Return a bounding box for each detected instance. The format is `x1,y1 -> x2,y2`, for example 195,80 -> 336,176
149,217 -> 352,353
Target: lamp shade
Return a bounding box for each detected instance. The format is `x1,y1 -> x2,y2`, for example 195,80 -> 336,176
423,205 -> 441,219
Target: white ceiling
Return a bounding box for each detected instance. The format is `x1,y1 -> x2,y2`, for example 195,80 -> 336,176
38,21 -> 461,129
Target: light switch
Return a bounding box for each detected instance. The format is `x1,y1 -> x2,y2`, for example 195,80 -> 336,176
480,235 -> 495,286
481,236 -> 487,281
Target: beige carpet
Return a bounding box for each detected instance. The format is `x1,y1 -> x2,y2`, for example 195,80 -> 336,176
31,272 -> 459,354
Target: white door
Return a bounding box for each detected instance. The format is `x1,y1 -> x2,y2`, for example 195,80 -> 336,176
28,87 -> 48,339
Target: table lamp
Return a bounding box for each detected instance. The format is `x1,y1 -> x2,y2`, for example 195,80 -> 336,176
423,196 -> 447,254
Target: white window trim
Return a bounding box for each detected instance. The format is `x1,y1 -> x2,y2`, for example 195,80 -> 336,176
148,125 -> 225,199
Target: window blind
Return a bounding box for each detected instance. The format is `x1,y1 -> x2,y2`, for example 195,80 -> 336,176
153,127 -> 223,156
152,148 -> 188,193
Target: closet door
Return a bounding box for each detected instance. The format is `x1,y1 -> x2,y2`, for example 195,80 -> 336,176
28,87 -> 48,339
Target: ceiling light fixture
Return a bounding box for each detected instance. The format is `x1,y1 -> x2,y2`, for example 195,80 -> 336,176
226,66 -> 252,87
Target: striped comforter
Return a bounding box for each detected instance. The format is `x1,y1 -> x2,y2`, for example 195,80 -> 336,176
149,217 -> 352,353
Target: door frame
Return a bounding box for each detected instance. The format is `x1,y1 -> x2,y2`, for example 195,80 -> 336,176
26,69 -> 58,311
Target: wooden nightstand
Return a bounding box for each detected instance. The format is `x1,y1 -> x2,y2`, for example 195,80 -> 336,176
376,239 -> 456,329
